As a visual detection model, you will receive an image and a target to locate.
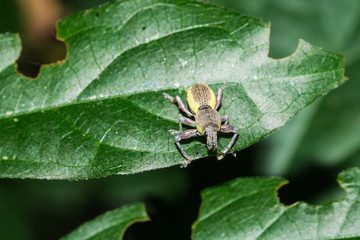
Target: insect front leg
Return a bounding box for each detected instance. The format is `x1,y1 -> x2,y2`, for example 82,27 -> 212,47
218,142 -> 237,157
221,115 -> 229,125
163,93 -> 193,117
215,83 -> 226,110
218,125 -> 238,160
168,116 -> 195,135
174,129 -> 198,167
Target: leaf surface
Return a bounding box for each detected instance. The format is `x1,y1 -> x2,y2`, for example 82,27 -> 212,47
299,61 -> 360,165
61,203 -> 149,240
249,0 -> 360,175
0,0 -> 346,179
192,168 -> 360,240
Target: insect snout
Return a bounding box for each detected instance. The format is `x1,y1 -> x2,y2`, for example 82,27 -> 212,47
205,126 -> 218,151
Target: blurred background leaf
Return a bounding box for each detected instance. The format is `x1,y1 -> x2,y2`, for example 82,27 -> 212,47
0,0 -> 20,34
61,203 -> 149,240
193,167 -> 360,240
207,0 -> 360,61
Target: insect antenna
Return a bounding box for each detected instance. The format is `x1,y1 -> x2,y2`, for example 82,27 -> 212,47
195,143 -> 206,156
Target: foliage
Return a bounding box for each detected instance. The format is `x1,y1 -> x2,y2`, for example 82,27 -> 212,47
0,0 -> 358,239
61,203 -> 148,240
193,167 -> 360,239
229,0 -> 360,176
0,0 -> 346,179
57,168 -> 360,239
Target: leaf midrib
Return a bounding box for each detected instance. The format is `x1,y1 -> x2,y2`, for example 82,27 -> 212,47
54,100 -> 181,154
0,66 -> 343,121
1,23 -> 235,118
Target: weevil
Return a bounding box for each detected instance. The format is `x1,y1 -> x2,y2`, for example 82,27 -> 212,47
163,83 -> 238,167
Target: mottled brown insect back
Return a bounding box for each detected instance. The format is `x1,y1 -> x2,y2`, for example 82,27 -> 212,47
195,107 -> 221,135
163,83 -> 238,167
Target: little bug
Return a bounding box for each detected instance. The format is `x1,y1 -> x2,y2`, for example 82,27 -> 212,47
163,83 -> 238,167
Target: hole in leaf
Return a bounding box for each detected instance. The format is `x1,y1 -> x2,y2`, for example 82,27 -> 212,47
14,0 -> 67,78
16,35 -> 67,78
267,24 -> 300,59
277,164 -> 345,206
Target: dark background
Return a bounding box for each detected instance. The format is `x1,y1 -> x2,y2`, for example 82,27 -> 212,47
0,0 -> 359,239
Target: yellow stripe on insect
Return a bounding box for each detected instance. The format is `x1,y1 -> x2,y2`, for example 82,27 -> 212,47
186,84 -> 216,114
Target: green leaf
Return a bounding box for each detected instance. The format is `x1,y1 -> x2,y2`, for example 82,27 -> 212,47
258,100 -> 321,175
300,61 -> 360,162
192,167 -> 360,240
208,0 -> 360,62
222,0 -> 360,176
259,55 -> 360,176
61,203 -> 149,240
0,0 -> 346,179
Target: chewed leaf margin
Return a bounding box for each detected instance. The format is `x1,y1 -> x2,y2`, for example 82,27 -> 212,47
0,0 -> 347,179
192,167 -> 360,240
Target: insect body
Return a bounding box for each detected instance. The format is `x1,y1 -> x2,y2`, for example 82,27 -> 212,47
163,83 -> 238,167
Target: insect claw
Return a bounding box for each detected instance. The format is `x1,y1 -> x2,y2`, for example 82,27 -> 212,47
218,149 -> 236,160
180,157 -> 193,168
168,130 -> 179,135
180,161 -> 187,168
180,161 -> 188,168
163,93 -> 174,102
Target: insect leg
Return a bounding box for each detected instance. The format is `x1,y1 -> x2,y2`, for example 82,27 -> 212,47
163,93 -> 193,117
179,116 -> 195,132
168,116 -> 196,135
218,142 -> 237,157
174,129 -> 198,167
218,125 -> 238,160
221,115 -> 229,125
215,83 -> 227,110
